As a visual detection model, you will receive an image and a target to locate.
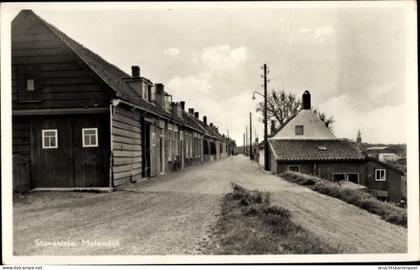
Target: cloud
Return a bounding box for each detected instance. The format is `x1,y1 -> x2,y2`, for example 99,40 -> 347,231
299,25 -> 335,42
199,45 -> 248,71
165,44 -> 253,140
163,48 -> 180,56
318,94 -> 407,143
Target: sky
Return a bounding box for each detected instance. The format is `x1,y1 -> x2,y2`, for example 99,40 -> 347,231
3,2 -> 416,145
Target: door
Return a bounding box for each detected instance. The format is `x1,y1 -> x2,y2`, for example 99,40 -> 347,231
31,117 -> 73,187
149,126 -> 158,177
142,123 -> 151,177
31,115 -> 110,188
72,115 -> 109,187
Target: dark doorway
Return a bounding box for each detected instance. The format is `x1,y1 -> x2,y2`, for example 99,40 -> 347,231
142,123 -> 151,177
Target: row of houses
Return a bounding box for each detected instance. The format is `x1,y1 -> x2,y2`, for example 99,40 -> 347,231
12,10 -> 235,192
256,91 -> 404,203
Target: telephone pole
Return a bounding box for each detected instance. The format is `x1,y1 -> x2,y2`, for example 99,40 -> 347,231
243,133 -> 245,154
249,112 -> 253,160
245,125 -> 248,156
263,64 -> 269,171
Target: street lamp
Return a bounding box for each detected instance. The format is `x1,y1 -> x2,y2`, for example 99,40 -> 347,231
251,90 -> 269,171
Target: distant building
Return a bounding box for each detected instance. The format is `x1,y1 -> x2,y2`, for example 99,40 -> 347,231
263,90 -> 403,202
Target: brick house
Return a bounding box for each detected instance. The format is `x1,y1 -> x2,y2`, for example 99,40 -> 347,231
267,91 -> 404,202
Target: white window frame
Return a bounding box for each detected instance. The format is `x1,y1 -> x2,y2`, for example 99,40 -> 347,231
375,169 -> 386,182
287,165 -> 300,172
42,129 -> 58,149
82,128 -> 98,148
26,78 -> 35,91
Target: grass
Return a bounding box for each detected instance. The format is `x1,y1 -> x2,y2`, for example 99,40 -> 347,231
208,183 -> 341,254
279,172 -> 407,227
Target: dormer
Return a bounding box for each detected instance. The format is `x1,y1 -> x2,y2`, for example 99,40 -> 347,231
123,65 -> 154,102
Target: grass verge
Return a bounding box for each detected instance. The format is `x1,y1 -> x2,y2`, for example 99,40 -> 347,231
208,183 -> 341,254
279,172 -> 407,227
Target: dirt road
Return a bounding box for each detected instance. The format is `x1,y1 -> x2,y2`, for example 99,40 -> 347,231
227,155 -> 407,254
13,155 -> 406,255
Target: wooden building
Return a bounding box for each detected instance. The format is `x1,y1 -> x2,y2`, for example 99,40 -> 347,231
12,10 -> 230,192
266,91 -> 404,202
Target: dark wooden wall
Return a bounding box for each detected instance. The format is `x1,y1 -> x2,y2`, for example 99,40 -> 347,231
12,117 -> 31,191
12,16 -> 112,110
112,105 -> 142,186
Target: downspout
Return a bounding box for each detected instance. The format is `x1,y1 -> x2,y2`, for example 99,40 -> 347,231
109,99 -> 121,188
109,101 -> 115,188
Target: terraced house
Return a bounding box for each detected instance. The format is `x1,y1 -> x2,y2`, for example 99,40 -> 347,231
12,10 -> 233,192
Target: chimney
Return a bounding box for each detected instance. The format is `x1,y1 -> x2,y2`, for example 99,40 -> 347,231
203,116 -> 207,125
155,83 -> 164,94
302,90 -> 311,110
154,83 -> 165,108
188,108 -> 194,115
194,112 -> 199,119
271,120 -> 276,135
180,101 -> 185,110
131,66 -> 140,78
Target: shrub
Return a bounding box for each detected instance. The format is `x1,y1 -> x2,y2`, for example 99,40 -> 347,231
210,184 -> 341,254
280,172 -> 407,228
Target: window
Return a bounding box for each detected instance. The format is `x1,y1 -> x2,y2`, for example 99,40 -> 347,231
332,173 -> 346,181
375,169 -> 386,181
150,86 -> 156,102
317,146 -> 327,151
152,132 -> 156,146
142,82 -> 149,100
168,127 -> 172,161
42,129 -> 58,149
26,79 -> 35,91
174,128 -> 178,156
295,125 -> 304,135
288,165 -> 300,172
82,128 -> 98,147
148,85 -> 153,102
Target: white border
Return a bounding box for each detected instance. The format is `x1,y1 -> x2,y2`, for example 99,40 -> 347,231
1,1 -> 418,265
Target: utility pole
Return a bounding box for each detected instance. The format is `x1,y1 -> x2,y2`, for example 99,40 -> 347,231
263,64 -> 269,171
249,112 -> 253,160
243,133 -> 245,155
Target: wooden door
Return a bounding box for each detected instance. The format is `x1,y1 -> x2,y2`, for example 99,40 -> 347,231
72,115 -> 109,187
31,117 -> 74,187
143,123 -> 151,177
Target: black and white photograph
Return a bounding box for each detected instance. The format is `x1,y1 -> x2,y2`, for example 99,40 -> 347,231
1,1 -> 418,265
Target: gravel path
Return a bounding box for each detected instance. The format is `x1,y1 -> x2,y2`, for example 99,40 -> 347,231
13,155 -> 407,255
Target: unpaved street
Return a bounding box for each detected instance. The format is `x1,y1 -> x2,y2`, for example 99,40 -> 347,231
13,155 -> 407,255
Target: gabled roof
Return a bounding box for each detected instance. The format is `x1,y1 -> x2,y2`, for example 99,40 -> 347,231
17,10 -> 180,123
272,109 -> 335,139
182,111 -> 205,134
269,139 -> 366,161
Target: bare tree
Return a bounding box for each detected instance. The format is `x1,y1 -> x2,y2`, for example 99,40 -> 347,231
256,89 -> 335,133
